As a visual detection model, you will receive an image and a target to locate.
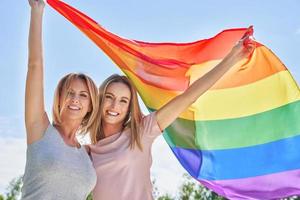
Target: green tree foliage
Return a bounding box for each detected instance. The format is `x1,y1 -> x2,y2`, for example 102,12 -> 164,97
154,174 -> 227,200
157,194 -> 174,200
2,176 -> 22,200
177,174 -> 226,200
86,193 -> 93,200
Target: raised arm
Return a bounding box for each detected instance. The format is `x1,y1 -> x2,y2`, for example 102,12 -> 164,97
25,0 -> 49,144
156,28 -> 255,130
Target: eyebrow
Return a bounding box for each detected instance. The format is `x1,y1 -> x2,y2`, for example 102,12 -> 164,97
80,91 -> 89,94
69,88 -> 89,94
105,92 -> 114,96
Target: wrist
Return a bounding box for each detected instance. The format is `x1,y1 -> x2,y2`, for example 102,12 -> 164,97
31,7 -> 44,15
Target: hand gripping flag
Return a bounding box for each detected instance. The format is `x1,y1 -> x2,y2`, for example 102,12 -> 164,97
47,0 -> 300,199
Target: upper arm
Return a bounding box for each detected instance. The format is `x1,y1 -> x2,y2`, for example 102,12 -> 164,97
155,94 -> 192,130
25,64 -> 49,144
143,112 -> 163,139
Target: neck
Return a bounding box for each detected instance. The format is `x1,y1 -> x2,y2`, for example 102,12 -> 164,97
56,120 -> 81,140
102,122 -> 123,138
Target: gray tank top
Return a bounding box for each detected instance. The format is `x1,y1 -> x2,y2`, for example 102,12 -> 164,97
21,124 -> 96,200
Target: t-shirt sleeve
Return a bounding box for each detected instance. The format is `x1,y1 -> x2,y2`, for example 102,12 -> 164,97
141,111 -> 163,140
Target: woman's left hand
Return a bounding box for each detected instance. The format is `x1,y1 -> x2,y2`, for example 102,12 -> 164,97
230,26 -> 256,61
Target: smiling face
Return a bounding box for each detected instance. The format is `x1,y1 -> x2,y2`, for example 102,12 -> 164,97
101,82 -> 131,128
59,78 -> 92,123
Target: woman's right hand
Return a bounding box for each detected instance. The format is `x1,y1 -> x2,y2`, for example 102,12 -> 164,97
28,0 -> 45,10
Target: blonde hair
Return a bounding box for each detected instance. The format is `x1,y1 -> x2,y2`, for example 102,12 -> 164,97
52,73 -> 99,134
90,74 -> 143,150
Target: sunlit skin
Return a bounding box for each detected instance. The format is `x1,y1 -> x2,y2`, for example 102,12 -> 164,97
101,82 -> 131,137
55,78 -> 92,147
59,78 -> 92,123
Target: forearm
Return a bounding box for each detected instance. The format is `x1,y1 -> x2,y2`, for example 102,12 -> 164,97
28,8 -> 44,67
184,51 -> 239,103
156,51 -> 239,130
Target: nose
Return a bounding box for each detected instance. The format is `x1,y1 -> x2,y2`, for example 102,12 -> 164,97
71,95 -> 80,104
109,99 -> 118,109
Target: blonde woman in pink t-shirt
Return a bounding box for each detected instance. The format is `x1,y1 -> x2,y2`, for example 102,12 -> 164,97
89,30 -> 255,200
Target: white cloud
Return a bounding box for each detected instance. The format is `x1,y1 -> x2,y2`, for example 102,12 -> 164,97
0,137 -> 26,194
0,116 -> 25,138
0,115 -> 27,194
151,136 -> 186,196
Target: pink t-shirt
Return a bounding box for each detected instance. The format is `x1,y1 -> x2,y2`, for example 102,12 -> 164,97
90,112 -> 162,200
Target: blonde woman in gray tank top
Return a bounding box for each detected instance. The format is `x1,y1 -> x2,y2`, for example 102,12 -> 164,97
22,1 -> 98,199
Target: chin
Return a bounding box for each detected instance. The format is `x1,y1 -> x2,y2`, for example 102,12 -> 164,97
103,118 -> 124,126
62,114 -> 85,122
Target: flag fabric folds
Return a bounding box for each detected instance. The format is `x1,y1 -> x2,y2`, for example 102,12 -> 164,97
47,0 -> 300,199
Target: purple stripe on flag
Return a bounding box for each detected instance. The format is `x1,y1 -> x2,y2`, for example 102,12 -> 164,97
199,169 -> 300,199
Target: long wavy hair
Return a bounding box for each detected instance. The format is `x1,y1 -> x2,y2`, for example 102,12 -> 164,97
90,74 -> 143,150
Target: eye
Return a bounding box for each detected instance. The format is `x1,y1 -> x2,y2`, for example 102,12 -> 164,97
80,93 -> 88,98
120,99 -> 128,104
105,94 -> 113,99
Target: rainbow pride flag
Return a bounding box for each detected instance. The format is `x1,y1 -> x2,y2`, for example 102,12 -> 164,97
47,0 -> 300,199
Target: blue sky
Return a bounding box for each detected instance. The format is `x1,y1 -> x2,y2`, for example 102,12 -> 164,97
0,0 -> 299,195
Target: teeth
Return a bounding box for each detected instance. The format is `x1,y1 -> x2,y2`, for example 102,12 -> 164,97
68,105 -> 80,110
107,111 -> 118,116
